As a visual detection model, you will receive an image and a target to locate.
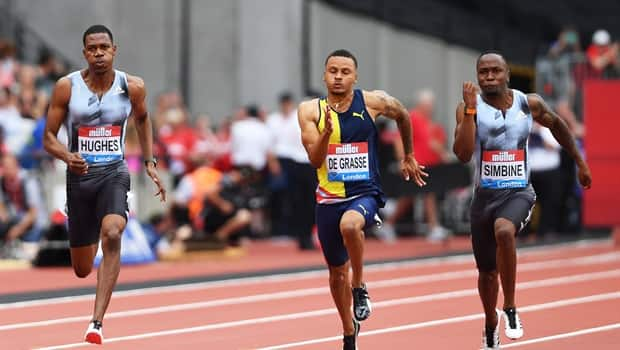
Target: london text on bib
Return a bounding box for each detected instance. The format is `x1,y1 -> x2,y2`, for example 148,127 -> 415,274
78,125 -> 123,164
326,142 -> 370,182
481,150 -> 527,189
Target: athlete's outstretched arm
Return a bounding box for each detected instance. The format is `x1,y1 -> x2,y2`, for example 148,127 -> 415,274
453,82 -> 477,163
364,90 -> 427,186
43,77 -> 88,175
298,99 -> 332,168
527,93 -> 592,189
128,75 -> 167,201
363,90 -> 412,153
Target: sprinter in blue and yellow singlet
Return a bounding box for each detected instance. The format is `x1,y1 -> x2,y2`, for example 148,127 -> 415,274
298,49 -> 427,350
454,52 -> 592,349
44,25 -> 166,344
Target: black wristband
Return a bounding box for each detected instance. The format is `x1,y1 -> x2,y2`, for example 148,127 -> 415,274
144,158 -> 157,168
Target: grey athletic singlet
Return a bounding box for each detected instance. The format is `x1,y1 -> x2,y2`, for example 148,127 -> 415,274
65,70 -> 131,166
473,89 -> 533,190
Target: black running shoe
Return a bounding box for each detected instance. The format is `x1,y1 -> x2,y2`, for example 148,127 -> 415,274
481,309 -> 500,349
343,318 -> 360,350
352,283 -> 372,321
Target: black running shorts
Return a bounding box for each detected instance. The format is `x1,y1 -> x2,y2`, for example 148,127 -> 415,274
469,185 -> 536,272
66,161 -> 130,247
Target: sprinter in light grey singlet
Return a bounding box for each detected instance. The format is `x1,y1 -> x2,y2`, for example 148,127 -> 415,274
44,25 -> 166,344
65,69 -> 131,167
454,52 -> 591,349
470,88 -> 536,273
64,69 -> 132,247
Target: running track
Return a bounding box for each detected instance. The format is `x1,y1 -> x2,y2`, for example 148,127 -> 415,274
1,240 -> 619,349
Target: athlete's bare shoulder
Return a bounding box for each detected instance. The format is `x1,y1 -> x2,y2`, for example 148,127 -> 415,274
124,74 -> 147,117
363,89 -> 388,98
50,76 -> 72,105
297,98 -> 320,123
126,73 -> 145,95
55,75 -> 72,88
125,74 -> 147,106
126,73 -> 144,86
362,89 -> 387,105
362,89 -> 400,119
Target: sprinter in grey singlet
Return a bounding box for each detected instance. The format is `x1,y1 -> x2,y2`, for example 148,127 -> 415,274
453,52 -> 591,349
63,69 -> 133,248
44,25 -> 166,344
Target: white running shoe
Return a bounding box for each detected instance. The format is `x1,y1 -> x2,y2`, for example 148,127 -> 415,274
84,320 -> 103,344
375,223 -> 397,243
481,309 -> 501,349
427,226 -> 449,242
503,307 -> 524,339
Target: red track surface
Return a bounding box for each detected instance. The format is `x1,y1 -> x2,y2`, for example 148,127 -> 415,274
1,239 -> 619,349
0,238 -> 472,295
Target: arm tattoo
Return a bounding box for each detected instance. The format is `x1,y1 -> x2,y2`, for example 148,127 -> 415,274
534,97 -> 556,128
384,95 -> 405,118
385,96 -> 413,155
534,96 -> 584,166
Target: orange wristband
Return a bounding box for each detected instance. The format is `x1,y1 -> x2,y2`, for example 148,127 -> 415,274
464,106 -> 476,116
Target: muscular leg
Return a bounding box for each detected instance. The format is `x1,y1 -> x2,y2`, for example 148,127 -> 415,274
328,262 -> 355,336
472,216 -> 500,329
70,244 -> 98,278
339,210 -> 366,288
92,214 -> 126,322
478,269 -> 500,328
494,218 -> 517,309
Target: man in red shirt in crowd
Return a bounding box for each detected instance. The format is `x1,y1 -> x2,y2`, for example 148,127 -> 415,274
380,89 -> 450,242
157,107 -> 199,185
586,29 -> 619,78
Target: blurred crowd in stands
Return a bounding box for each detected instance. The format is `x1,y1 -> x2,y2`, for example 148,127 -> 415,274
533,27 -> 619,241
0,38 -> 67,260
0,26 -> 617,264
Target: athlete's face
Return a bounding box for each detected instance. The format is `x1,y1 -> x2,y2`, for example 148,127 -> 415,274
83,33 -> 116,75
477,54 -> 509,96
324,56 -> 357,96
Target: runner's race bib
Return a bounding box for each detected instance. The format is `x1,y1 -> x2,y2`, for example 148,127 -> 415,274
480,150 -> 527,189
326,142 -> 370,182
78,125 -> 123,164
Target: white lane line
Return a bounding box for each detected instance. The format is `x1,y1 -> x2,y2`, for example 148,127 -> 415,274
1,242 -> 616,311
2,257 -> 619,332
502,323 -> 620,348
2,254 -> 478,310
32,291 -> 620,350
257,292 -> 620,350
18,269 -> 620,346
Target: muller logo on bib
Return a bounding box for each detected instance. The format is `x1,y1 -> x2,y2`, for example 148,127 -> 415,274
335,143 -> 359,154
326,142 -> 370,182
88,127 -> 113,138
78,125 -> 123,164
481,149 -> 527,189
491,151 -> 516,162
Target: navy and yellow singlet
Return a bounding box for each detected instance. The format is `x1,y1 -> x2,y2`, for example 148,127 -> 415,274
316,89 -> 384,205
